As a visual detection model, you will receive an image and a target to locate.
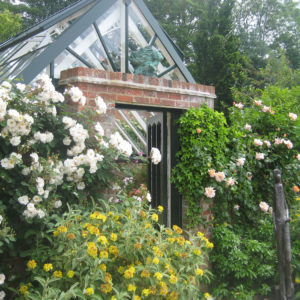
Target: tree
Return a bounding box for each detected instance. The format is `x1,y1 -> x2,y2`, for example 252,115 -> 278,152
0,8 -> 22,43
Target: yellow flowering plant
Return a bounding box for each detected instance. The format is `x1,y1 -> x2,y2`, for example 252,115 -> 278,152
18,197 -> 212,299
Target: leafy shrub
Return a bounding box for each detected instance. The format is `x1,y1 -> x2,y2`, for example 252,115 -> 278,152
172,86 -> 300,298
16,197 -> 212,300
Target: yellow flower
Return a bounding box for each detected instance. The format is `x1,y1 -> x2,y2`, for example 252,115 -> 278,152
153,257 -> 160,264
204,292 -> 211,299
124,266 -> 135,279
154,272 -> 163,280
167,292 -> 179,300
43,263 -> 53,272
197,231 -> 204,237
84,287 -> 94,295
141,269 -> 150,278
206,242 -> 214,249
168,238 -> 175,244
185,240 -> 191,245
158,205 -> 164,213
105,272 -> 112,283
90,211 -> 106,222
118,266 -> 124,274
57,225 -> 67,233
134,296 -> 141,300
169,275 -> 178,284
195,268 -> 204,276
67,233 -> 75,240
142,289 -> 151,296
19,285 -> 28,295
67,270 -> 75,278
27,259 -> 37,269
109,245 -> 119,257
110,233 -> 117,241
152,213 -> 158,222
172,225 -> 182,234
99,264 -> 106,271
135,242 -> 142,250
193,248 -> 201,256
145,222 -> 152,229
100,250 -> 109,259
176,236 -> 185,246
127,284 -> 137,292
111,297 -> 116,300
98,235 -> 108,245
82,230 -> 88,238
87,242 -> 98,258
53,270 -> 62,278
165,229 -> 173,236
87,225 -> 100,236
296,277 -> 300,284
159,281 -> 168,296
108,212 -> 113,216
53,231 -> 58,236
100,283 -> 112,294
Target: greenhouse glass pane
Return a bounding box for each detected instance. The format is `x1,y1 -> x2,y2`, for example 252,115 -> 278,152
95,1 -> 121,70
54,50 -> 86,78
69,25 -> 105,70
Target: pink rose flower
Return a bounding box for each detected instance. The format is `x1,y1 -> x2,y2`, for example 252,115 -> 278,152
204,187 -> 216,198
259,201 -> 269,213
256,153 -> 265,160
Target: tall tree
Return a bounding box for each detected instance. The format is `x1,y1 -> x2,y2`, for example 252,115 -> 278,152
0,8 -> 22,43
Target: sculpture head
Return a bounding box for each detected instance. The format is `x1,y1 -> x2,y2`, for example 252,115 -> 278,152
274,169 -> 282,184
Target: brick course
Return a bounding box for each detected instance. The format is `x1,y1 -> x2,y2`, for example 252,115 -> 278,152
59,67 -> 215,111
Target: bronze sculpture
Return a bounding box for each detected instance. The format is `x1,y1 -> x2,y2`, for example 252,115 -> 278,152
273,169 -> 294,300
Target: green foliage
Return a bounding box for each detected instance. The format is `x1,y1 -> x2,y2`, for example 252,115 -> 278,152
15,198 -> 212,299
0,9 -> 22,43
172,106 -> 229,227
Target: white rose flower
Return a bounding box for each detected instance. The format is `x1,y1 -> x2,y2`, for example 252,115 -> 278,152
244,124 -> 252,131
33,195 -> 42,203
0,274 -> 5,285
254,139 -> 263,146
146,192 -> 151,202
37,209 -> 45,219
65,86 -> 83,103
54,200 -> 62,208
234,102 -> 244,109
284,140 -> 293,149
36,177 -> 45,188
261,105 -> 270,113
297,154 -> 300,161
259,201 -> 269,213
226,177 -> 235,187
288,112 -> 297,121
264,141 -> 271,147
0,291 -> 5,300
77,182 -> 85,190
16,83 -> 26,92
150,147 -> 161,165
254,100 -> 262,106
0,215 -> 3,225
236,157 -> 245,167
234,205 -> 240,210
95,96 -> 107,114
204,186 -> 216,198
63,136 -> 72,146
95,122 -> 104,136
18,195 -> 29,205
10,136 -> 21,146
27,203 -> 35,211
256,153 -> 265,160
215,172 -> 225,182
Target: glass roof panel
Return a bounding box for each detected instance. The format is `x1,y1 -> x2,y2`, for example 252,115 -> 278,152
95,1 -> 121,71
54,49 -> 86,78
69,25 -> 106,70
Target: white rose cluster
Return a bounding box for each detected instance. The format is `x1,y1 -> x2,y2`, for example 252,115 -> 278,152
150,147 -> 161,165
274,138 -> 293,149
34,131 -> 54,144
1,152 -> 22,169
234,102 -> 244,109
95,96 -> 107,114
64,86 -> 86,106
34,74 -> 64,104
0,81 -> 12,102
4,109 -> 34,141
0,98 -> 7,119
110,132 -> 133,157
288,112 -> 297,121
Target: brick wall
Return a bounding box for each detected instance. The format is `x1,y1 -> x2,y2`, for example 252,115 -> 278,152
59,67 -> 216,111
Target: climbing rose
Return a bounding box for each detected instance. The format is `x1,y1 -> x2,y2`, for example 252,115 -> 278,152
204,187 -> 216,198
288,113 -> 297,121
150,148 -> 161,165
208,169 -> 215,177
236,157 -> 245,166
254,139 -> 263,146
215,172 -> 225,182
259,201 -> 269,213
244,124 -> 252,131
256,153 -> 265,160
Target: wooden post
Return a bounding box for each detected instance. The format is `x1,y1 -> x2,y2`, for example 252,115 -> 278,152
273,169 -> 294,300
